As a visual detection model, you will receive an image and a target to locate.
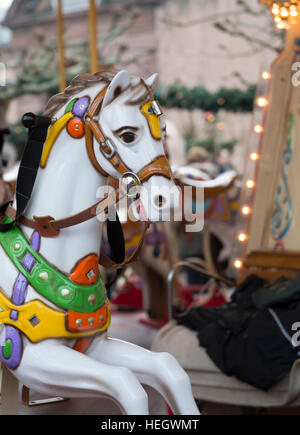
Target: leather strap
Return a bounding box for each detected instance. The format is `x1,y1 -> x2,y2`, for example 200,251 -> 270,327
99,220 -> 150,270
138,155 -> 172,182
85,122 -> 108,177
85,87 -> 109,177
5,189 -> 121,237
0,114 -> 52,233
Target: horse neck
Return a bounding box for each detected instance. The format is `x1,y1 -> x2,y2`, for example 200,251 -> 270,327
20,128 -> 107,275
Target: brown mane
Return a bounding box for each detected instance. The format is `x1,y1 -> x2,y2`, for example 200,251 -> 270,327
43,70 -> 115,118
44,70 -> 150,118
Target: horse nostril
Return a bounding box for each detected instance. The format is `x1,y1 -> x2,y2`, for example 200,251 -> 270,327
154,194 -> 166,208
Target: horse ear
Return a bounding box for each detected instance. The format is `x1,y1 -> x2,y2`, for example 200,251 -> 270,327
145,73 -> 159,92
102,70 -> 130,108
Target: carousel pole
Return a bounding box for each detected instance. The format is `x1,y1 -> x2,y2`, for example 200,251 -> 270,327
89,0 -> 99,74
57,0 -> 66,92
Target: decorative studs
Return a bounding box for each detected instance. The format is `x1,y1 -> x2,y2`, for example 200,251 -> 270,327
86,269 -> 95,280
76,319 -> 83,327
99,314 -> 104,322
14,242 -> 20,251
29,315 -> 40,327
66,117 -> 84,139
88,294 -> 96,306
61,288 -> 70,297
39,272 -> 48,281
88,317 -> 94,326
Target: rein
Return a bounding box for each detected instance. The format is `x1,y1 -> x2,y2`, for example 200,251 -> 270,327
0,81 -> 171,269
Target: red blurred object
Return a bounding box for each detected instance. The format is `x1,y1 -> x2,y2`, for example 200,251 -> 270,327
203,291 -> 226,308
180,284 -> 226,309
111,276 -> 143,311
138,313 -> 168,329
166,404 -> 173,415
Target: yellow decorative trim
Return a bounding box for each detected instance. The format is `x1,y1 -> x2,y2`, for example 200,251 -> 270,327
40,112 -> 74,168
0,290 -> 110,342
125,233 -> 143,251
140,100 -> 162,140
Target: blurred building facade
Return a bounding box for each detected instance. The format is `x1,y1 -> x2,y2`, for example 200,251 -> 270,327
2,0 -> 278,170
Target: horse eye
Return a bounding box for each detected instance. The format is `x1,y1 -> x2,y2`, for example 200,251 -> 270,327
120,131 -> 136,143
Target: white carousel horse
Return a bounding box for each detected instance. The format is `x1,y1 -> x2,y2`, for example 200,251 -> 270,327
0,70 -> 199,415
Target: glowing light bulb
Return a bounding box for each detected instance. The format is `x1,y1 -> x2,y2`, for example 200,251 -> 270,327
254,124 -> 264,133
238,233 -> 248,242
280,7 -> 289,17
274,16 -> 282,22
246,179 -> 255,189
256,97 -> 268,108
272,2 -> 279,14
234,259 -> 243,269
290,6 -> 298,16
250,152 -> 259,161
241,205 -> 251,215
261,71 -> 271,80
277,21 -> 286,29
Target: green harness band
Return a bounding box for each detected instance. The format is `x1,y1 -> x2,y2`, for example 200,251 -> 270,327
0,217 -> 106,313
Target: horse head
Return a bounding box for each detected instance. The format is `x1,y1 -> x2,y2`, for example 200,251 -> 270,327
43,70 -> 180,223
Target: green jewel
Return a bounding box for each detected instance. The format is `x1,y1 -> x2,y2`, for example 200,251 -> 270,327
3,339 -> 12,359
64,98 -> 78,114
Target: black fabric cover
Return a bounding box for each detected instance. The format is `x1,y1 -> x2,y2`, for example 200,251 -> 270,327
176,274 -> 300,390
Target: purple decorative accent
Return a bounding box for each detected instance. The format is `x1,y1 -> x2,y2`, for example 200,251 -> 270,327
23,252 -> 35,271
31,231 -> 41,252
11,231 -> 40,307
213,196 -> 226,216
1,231 -> 41,369
11,275 -> 28,306
0,325 -> 23,369
10,310 -> 18,321
144,231 -> 165,245
73,96 -> 90,118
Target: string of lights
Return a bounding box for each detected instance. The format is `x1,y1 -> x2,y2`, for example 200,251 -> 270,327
260,0 -> 300,29
232,70 -> 272,270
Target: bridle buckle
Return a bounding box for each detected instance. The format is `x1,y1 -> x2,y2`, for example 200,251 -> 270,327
120,172 -> 141,198
147,100 -> 163,117
100,138 -> 115,159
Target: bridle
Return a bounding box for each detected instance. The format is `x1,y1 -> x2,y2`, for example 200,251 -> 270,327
2,80 -> 173,268
83,84 -> 172,183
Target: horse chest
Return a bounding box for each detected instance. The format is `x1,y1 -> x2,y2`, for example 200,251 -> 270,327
0,225 -> 110,369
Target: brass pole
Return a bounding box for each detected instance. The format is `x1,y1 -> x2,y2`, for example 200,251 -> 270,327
89,0 -> 99,74
57,0 -> 66,92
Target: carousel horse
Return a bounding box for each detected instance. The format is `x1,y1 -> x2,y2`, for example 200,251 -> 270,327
0,70 -> 199,415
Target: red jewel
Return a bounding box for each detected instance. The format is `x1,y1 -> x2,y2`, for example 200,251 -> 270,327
67,118 -> 84,138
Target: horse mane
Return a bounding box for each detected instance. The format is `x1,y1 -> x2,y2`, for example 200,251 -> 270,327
44,70 -> 150,118
43,70 -> 115,118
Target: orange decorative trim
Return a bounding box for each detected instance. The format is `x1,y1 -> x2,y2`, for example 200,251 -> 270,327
67,299 -> 109,332
70,254 -> 98,285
